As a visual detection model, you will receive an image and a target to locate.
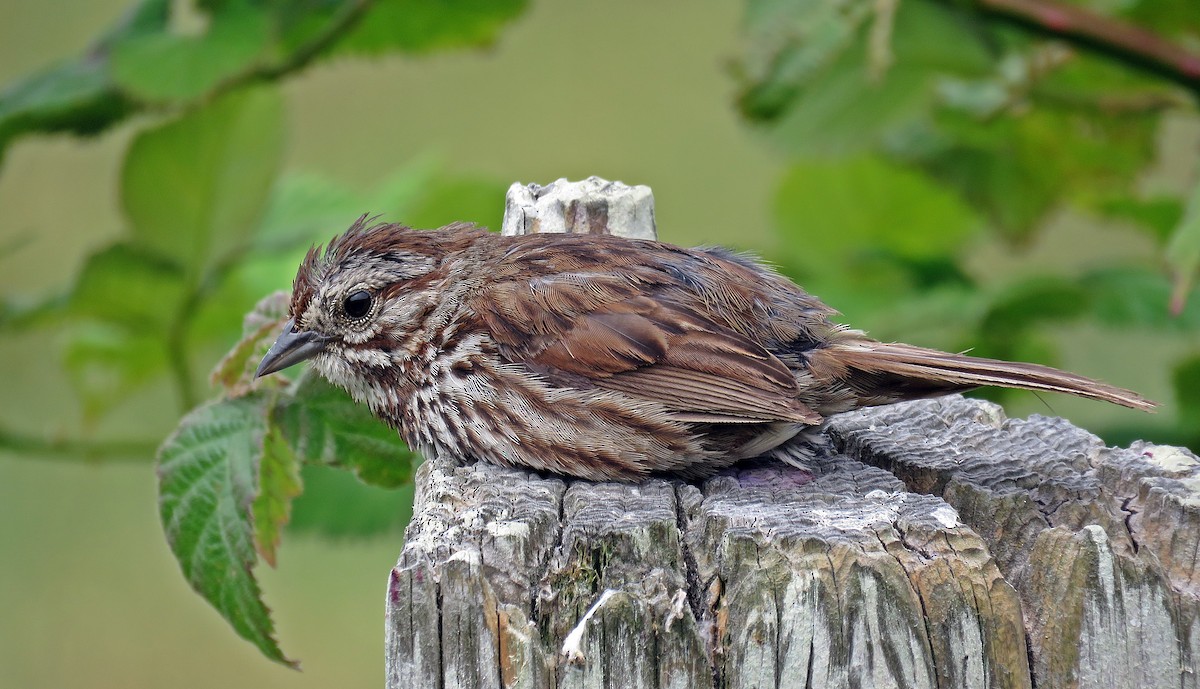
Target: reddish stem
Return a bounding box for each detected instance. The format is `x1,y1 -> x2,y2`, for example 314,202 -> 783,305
972,0 -> 1200,90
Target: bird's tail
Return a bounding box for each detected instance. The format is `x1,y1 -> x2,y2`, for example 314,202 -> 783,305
809,340 -> 1155,412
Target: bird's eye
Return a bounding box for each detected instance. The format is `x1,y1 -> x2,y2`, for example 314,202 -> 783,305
343,290 -> 372,319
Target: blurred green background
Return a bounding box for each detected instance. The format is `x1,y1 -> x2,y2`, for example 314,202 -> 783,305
1,0 -> 1197,686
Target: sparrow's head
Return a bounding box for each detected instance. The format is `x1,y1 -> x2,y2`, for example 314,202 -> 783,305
255,216 -> 479,381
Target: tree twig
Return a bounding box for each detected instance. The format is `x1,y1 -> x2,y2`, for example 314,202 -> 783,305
0,425 -> 158,462
166,318 -> 197,412
226,0 -> 374,91
967,0 -> 1200,94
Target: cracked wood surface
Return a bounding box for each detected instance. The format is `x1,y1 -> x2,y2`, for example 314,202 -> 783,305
387,396 -> 1200,689
828,396 -> 1200,689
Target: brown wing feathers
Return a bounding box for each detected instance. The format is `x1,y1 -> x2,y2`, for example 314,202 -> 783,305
521,300 -> 819,424
474,254 -> 821,425
477,233 -> 1153,422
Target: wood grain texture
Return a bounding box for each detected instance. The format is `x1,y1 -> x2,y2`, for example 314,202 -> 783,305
827,395 -> 1200,689
387,396 -> 1200,688
387,438 -> 1031,688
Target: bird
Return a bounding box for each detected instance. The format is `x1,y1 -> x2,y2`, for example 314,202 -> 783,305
255,217 -> 1155,482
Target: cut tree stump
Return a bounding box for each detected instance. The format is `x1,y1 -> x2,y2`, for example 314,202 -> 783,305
385,178 -> 1198,689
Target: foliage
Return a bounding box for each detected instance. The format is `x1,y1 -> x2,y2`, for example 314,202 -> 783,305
158,392 -> 291,665
0,0 -> 521,665
739,0 -> 1200,439
158,291 -> 416,664
0,0 -> 526,160
2,0 -> 1200,669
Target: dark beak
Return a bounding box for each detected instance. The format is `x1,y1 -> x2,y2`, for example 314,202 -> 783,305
255,319 -> 331,378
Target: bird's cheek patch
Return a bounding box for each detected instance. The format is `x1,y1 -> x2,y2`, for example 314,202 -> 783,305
342,327 -> 379,345
311,350 -> 352,386
342,347 -> 393,368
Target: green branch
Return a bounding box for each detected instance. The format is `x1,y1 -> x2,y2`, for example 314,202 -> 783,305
0,425 -> 158,461
242,0 -> 374,84
166,318 -> 198,412
0,0 -> 377,158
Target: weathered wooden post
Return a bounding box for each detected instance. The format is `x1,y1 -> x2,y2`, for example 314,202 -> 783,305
386,177 -> 1200,689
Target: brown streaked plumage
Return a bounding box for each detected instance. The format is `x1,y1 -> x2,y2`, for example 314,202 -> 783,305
256,217 -> 1156,481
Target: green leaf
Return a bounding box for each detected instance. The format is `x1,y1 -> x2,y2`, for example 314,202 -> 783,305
59,227 -> 190,424
739,0 -> 993,156
912,111 -> 1060,239
157,393 -> 295,667
275,370 -> 415,488
1173,355 -> 1200,427
0,59 -> 132,162
253,423 -> 302,567
255,159 -> 443,249
1031,43 -> 1182,108
334,0 -> 528,56
402,174 -> 508,231
0,0 -> 167,159
186,267 -> 264,344
64,323 -> 167,423
111,1 -> 272,103
1125,0 -> 1200,39
69,242 -> 186,332
774,154 -> 978,269
1167,179 -> 1200,314
979,277 -> 1089,340
1081,267 -> 1200,330
917,104 -> 1158,241
0,0 -> 529,155
903,43 -> 1162,242
364,156 -> 444,217
737,0 -> 1163,240
961,276 -> 1094,389
211,290 -> 290,394
0,293 -> 70,333
859,283 -> 985,346
771,155 -> 980,321
256,172 -> 365,248
288,463 -> 415,539
256,162 -> 504,251
121,87 -> 284,278
237,290 -> 290,338
1098,195 -> 1183,244
735,0 -> 876,121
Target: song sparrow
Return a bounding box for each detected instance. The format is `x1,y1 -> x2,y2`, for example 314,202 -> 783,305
256,217 -> 1154,481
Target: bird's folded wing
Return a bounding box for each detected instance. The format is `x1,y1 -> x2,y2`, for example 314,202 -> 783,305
472,279 -> 820,425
